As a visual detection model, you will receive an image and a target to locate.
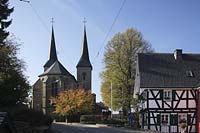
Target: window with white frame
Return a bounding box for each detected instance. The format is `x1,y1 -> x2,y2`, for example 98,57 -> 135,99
163,90 -> 171,100
161,114 -> 169,125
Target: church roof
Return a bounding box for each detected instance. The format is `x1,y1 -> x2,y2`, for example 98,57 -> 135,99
39,60 -> 75,78
40,27 -> 75,80
76,26 -> 92,68
43,27 -> 58,68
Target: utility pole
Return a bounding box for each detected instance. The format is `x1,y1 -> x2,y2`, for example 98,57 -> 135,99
111,81 -> 113,118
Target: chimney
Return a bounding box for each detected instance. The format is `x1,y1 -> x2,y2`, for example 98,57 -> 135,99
174,49 -> 182,60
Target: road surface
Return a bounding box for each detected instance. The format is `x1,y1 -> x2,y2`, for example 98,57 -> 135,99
50,122 -> 156,133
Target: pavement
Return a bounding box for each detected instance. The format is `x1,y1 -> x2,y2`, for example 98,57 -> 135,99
50,122 -> 158,133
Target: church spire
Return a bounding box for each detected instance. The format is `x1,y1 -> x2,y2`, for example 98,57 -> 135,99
76,20 -> 92,91
76,24 -> 92,68
49,26 -> 57,61
43,26 -> 58,71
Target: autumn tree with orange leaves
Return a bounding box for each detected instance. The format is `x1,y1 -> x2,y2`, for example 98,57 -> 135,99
50,89 -> 94,117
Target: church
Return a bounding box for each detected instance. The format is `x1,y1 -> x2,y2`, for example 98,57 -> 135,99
32,25 -> 92,115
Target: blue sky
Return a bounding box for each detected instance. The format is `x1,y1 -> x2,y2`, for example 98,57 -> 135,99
9,0 -> 200,102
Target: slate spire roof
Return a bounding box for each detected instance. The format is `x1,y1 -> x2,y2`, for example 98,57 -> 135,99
76,26 -> 92,68
40,27 -> 75,80
43,26 -> 58,69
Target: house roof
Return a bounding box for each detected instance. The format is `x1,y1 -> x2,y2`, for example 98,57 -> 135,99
39,60 -> 75,79
76,26 -> 92,68
96,102 -> 108,110
138,51 -> 200,88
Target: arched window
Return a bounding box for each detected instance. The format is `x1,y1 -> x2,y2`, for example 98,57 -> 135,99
82,72 -> 86,80
52,82 -> 58,97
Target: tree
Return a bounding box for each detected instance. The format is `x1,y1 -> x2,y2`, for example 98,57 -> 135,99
0,36 -> 30,107
100,28 -> 153,115
50,89 -> 94,117
0,0 -> 30,107
0,0 -> 14,44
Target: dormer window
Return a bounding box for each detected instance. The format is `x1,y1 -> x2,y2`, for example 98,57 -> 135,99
186,70 -> 194,77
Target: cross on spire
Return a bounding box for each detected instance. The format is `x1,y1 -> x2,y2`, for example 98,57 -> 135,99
51,18 -> 54,26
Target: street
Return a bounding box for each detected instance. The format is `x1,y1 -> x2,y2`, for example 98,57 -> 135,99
50,122 -> 155,133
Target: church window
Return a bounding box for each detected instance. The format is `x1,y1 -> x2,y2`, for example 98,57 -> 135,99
52,82 -> 58,97
82,72 -> 86,80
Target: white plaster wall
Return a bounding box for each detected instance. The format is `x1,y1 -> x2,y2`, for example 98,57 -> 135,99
177,100 -> 186,108
149,100 -> 158,108
161,126 -> 169,133
164,101 -> 171,108
150,126 -> 156,131
189,100 -> 196,108
142,89 -> 197,110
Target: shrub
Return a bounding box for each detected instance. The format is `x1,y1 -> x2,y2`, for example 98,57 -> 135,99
80,115 -> 96,124
54,115 -> 66,122
180,122 -> 186,129
67,114 -> 81,123
101,119 -> 126,126
179,118 -> 187,129
11,108 -> 53,126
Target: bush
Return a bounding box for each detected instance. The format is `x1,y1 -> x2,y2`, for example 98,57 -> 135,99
80,115 -> 96,124
54,115 -> 66,122
100,118 -> 127,126
11,108 -> 53,126
67,114 -> 81,123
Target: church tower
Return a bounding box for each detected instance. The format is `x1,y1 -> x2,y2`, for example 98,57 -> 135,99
76,26 -> 92,91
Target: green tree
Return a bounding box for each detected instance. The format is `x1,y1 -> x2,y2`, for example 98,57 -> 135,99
0,0 -> 30,107
100,28 -> 153,115
0,0 -> 14,44
0,36 -> 30,107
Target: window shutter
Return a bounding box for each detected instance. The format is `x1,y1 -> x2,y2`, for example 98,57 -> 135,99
160,90 -> 163,99
172,90 -> 176,100
175,114 -> 178,125
170,114 -> 178,125
157,114 -> 160,125
170,114 -> 173,125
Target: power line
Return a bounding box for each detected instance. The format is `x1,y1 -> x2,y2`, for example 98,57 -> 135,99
19,0 -> 30,3
19,0 -> 75,67
28,2 -> 50,33
93,0 -> 127,64
19,0 -> 50,33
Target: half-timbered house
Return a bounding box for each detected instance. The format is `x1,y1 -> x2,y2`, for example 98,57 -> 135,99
134,49 -> 200,133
